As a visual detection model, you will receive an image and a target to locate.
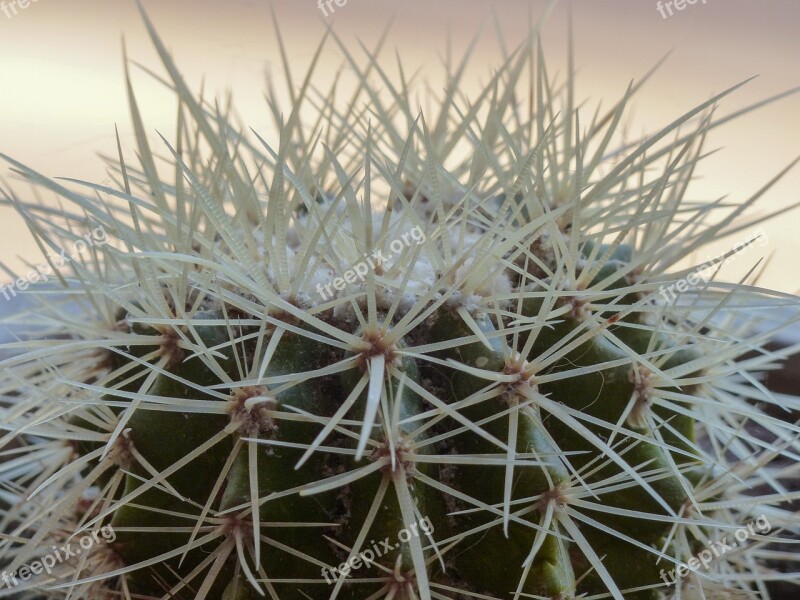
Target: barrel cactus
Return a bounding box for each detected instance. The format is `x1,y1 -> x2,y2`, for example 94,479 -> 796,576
1,10 -> 798,600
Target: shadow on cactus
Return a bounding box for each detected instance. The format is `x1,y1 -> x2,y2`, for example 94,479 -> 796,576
1,7 -> 799,600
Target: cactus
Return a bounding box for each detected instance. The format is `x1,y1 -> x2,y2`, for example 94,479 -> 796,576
1,10 -> 799,600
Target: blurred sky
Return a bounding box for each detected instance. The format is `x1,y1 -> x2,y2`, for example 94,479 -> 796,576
0,0 -> 799,292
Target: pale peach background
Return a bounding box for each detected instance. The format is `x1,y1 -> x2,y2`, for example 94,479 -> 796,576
1,0 -> 798,292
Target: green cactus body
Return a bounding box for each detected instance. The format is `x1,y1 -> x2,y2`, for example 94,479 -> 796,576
429,309 -> 575,597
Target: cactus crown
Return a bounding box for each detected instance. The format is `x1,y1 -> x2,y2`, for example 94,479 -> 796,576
1,9 -> 799,600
